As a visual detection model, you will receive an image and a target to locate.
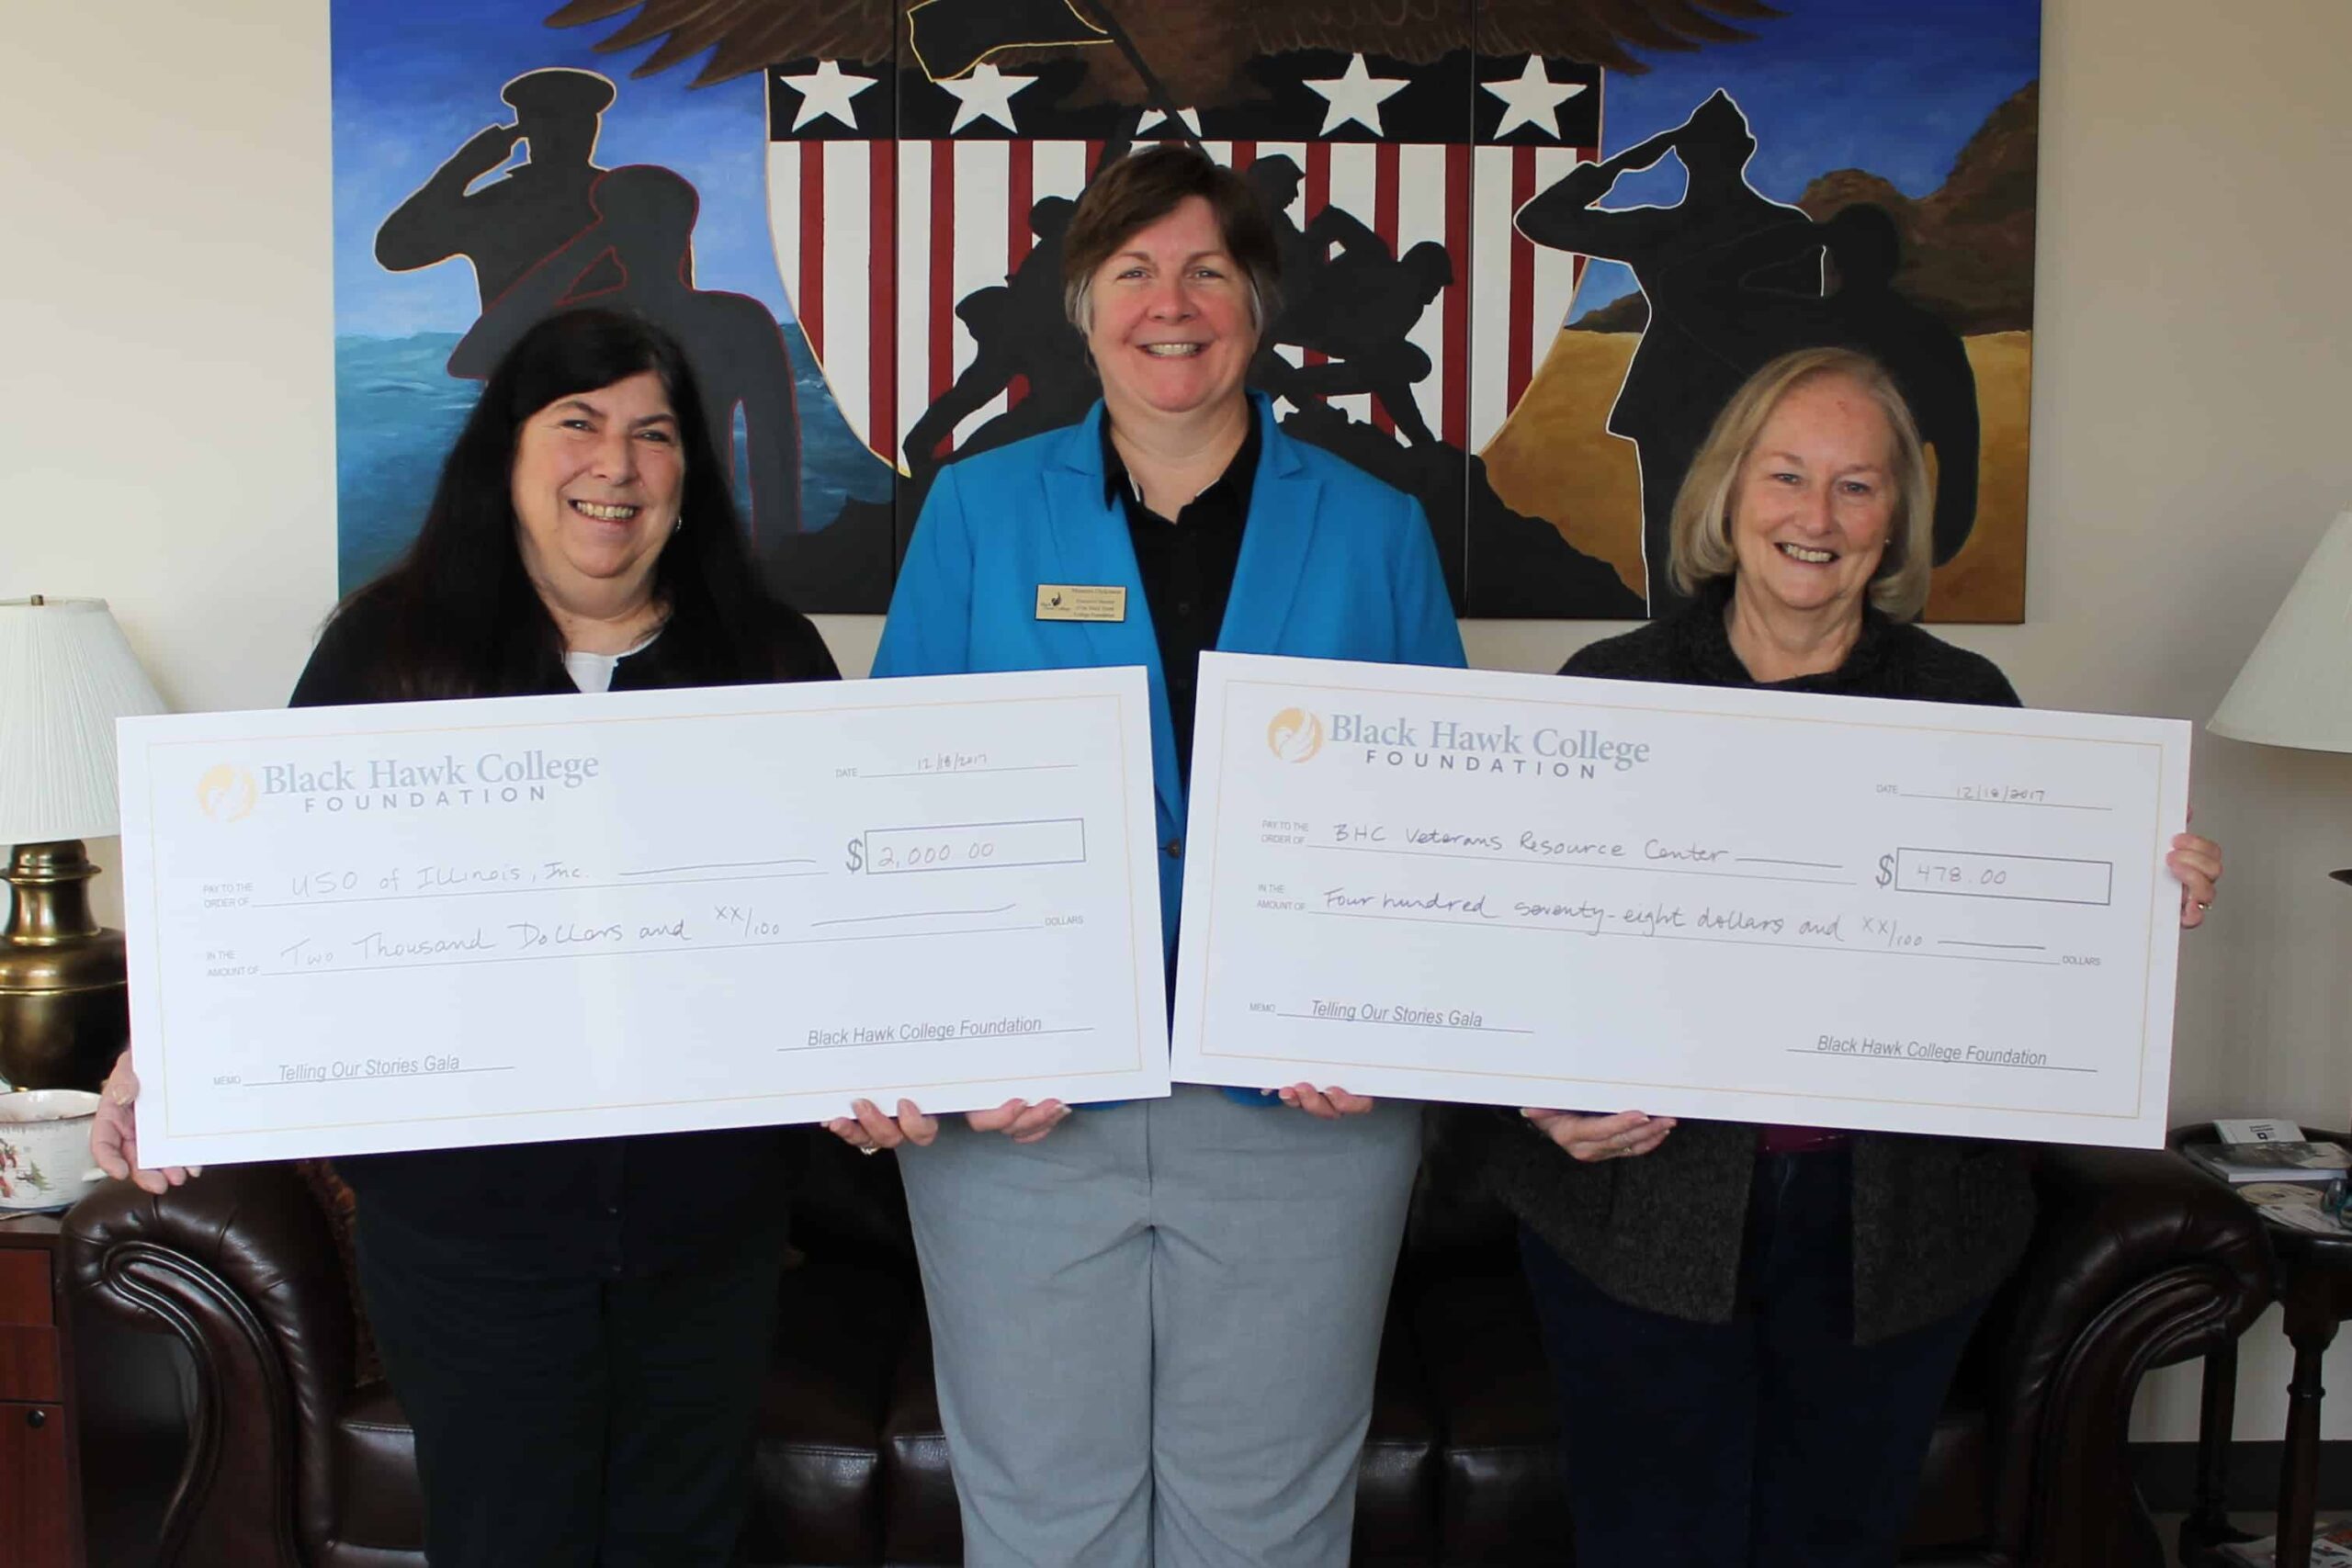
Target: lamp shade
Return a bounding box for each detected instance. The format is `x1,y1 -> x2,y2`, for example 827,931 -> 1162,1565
0,598 -> 169,842
2210,509 -> 2352,753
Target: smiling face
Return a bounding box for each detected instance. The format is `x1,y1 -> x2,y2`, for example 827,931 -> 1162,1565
1084,195 -> 1258,426
1728,372 -> 1898,624
508,370 -> 684,618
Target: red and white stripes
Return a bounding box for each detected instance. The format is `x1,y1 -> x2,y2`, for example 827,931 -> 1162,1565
769,135 -> 1592,470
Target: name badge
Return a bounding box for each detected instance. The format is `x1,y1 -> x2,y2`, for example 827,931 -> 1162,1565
1035,584 -> 1127,623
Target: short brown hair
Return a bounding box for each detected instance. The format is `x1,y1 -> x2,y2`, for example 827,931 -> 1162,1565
1061,145 -> 1283,335
1668,346 -> 1937,621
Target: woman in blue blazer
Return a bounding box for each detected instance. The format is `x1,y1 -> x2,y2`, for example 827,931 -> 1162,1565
830,147 -> 1464,1566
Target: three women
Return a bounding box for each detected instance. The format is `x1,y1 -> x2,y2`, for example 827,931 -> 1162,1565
92,166 -> 2223,1568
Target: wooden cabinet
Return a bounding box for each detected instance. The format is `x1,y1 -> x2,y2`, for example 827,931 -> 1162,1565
0,1216 -> 85,1568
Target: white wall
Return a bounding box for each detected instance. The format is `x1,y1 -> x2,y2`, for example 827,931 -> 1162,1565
7,0 -> 2352,1444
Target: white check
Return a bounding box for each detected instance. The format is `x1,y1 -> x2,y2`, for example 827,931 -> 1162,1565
120,668 -> 1169,1167
1170,654 -> 2189,1148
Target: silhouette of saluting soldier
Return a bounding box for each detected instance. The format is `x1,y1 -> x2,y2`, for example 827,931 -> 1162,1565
1517,90 -> 1814,612
376,69 -> 616,310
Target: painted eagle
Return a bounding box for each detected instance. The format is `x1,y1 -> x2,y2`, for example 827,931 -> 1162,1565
543,0 -> 1784,99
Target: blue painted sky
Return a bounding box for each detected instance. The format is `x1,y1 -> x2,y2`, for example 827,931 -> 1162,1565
1576,0 -> 2041,314
333,1 -> 781,339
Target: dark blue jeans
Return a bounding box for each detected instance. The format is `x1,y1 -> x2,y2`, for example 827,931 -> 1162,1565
1519,1149 -> 1985,1568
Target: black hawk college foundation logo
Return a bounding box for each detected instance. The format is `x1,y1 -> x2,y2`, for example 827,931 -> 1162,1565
1267,708 -> 1326,763
196,764 -> 259,823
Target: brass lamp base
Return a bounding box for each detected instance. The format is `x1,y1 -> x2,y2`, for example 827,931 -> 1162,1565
0,840 -> 130,1091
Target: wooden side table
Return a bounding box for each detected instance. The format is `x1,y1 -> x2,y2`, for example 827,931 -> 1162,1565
0,1212 -> 87,1568
2174,1128 -> 2352,1568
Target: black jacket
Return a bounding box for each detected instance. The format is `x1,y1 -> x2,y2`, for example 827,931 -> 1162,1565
291,590 -> 839,1278
1478,581 -> 2038,1343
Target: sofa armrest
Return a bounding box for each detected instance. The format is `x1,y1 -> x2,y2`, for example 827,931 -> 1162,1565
63,1164 -> 356,1568
1980,1145 -> 2272,1566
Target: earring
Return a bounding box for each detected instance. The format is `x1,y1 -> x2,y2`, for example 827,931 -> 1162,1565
671,515 -> 683,535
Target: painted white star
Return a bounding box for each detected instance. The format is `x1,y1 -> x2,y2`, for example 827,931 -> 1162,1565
778,60 -> 879,133
1482,56 -> 1586,141
1301,53 -> 1410,137
1136,105 -> 1204,137
939,62 -> 1036,134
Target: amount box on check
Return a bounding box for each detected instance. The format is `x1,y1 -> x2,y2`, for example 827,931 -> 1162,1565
1893,848 -> 2113,906
859,818 -> 1087,874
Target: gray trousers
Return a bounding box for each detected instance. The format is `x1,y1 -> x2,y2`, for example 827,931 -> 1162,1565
896,1085 -> 1422,1568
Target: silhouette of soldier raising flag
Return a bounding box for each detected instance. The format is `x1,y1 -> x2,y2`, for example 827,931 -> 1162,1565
377,68 -> 616,310
1279,241 -> 1454,447
901,195 -> 1095,477
902,125 -> 1142,492
1242,156 -> 1451,445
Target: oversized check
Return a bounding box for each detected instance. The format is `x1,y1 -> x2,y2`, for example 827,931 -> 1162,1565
120,668 -> 1169,1166
1170,653 -> 2190,1147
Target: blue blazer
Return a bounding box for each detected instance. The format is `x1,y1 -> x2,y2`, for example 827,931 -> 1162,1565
876,395 -> 1465,934
873,397 -> 1466,1093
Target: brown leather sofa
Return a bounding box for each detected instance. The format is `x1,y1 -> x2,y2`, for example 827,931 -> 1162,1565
63,1122 -> 2269,1566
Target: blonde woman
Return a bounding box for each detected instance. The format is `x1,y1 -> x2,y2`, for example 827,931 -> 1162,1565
1487,346 -> 2223,1566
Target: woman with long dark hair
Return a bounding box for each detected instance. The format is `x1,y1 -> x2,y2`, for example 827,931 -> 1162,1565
93,308 -> 837,1567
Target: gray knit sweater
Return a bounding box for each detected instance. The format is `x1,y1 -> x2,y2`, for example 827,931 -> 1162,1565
1480,583 -> 2039,1344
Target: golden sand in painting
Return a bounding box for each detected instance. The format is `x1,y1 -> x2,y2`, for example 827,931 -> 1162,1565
1481,331 -> 2032,623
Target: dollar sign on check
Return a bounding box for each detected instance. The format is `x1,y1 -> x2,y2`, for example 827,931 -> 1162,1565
845,838 -> 865,873
1875,854 -> 1896,888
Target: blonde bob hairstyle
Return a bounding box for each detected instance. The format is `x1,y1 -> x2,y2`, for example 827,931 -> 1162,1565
1667,345 -> 1936,622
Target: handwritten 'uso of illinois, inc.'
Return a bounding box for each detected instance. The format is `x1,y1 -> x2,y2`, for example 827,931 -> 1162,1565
1172,654 -> 2191,1149
120,667 -> 1169,1168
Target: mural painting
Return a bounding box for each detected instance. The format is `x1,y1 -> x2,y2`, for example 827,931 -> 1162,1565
333,0 -> 2038,621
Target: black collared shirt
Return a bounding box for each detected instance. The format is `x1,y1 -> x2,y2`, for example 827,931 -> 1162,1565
1102,416 -> 1261,774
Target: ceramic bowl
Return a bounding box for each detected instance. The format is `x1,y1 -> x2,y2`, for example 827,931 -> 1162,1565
0,1089 -> 107,1212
